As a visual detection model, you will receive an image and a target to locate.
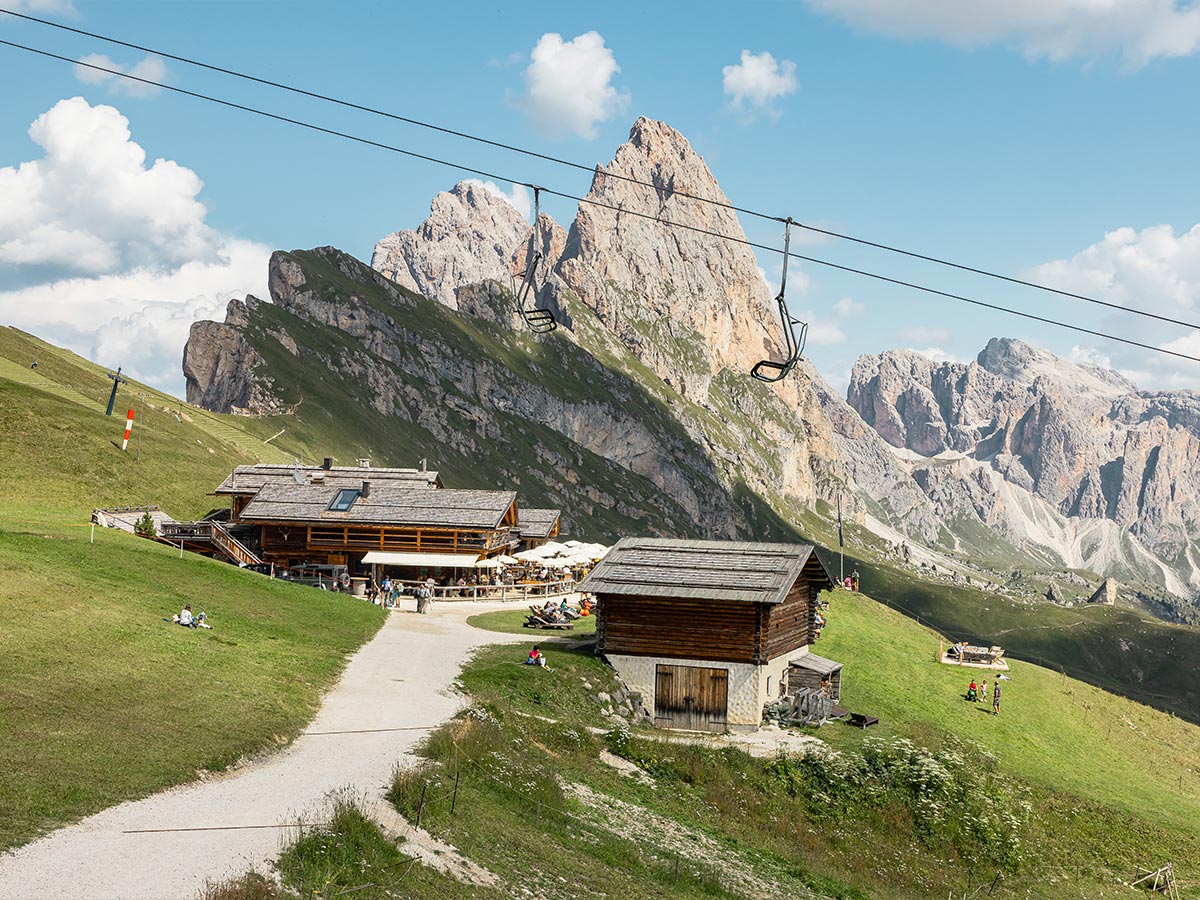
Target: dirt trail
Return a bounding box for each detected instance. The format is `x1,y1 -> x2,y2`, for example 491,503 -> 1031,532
0,601 -> 527,900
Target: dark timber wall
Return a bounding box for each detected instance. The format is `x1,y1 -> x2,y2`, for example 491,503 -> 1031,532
597,553 -> 829,665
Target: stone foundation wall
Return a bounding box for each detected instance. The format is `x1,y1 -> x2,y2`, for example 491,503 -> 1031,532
607,645 -> 813,730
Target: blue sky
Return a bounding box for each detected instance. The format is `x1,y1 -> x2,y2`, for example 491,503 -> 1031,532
1,0 -> 1198,397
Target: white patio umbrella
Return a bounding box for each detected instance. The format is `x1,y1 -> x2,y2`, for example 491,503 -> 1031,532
496,554 -> 520,565
475,558 -> 503,569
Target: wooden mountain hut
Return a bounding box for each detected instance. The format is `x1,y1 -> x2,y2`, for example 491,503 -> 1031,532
578,538 -> 836,732
217,461 -> 517,575
516,507 -> 562,551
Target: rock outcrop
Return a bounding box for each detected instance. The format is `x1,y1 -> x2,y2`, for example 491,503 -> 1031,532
371,181 -> 533,311
182,298 -> 263,413
555,117 -> 779,401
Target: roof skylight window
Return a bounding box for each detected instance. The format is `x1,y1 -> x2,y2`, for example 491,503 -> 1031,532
329,488 -> 361,511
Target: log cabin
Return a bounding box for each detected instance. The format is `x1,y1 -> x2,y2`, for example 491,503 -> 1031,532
212,461 -> 520,576
516,508 -> 562,551
579,537 -> 835,732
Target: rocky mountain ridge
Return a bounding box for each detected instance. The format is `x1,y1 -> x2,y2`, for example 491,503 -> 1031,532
183,117 -> 1198,621
848,340 -> 1200,613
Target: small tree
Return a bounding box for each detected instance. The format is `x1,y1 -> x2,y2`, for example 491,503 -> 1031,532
134,511 -> 156,537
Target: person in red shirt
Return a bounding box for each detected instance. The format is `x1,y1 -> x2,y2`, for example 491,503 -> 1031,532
525,646 -> 550,670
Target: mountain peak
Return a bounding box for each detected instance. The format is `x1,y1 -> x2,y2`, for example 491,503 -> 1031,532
978,336 -> 1134,396
371,180 -> 535,310
556,119 -> 779,399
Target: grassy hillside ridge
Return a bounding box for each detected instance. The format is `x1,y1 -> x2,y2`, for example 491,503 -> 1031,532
229,247 -> 801,542
0,512 -> 385,852
817,590 -> 1200,832
0,326 -> 292,518
0,333 -> 387,851
791,503 -> 1200,727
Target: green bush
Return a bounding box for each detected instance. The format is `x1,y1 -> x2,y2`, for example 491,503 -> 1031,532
767,737 -> 1030,871
133,510 -> 156,537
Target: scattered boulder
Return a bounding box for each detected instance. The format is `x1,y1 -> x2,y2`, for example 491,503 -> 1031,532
1087,577 -> 1119,606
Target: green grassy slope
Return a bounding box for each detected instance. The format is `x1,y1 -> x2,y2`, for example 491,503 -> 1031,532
844,548 -> 1200,726
791,505 -> 1200,727
324,605 -> 1198,900
0,522 -> 383,851
818,590 -> 1200,833
0,330 -> 386,851
0,326 -> 292,518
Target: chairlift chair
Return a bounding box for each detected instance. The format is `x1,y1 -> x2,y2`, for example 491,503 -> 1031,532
512,186 -> 558,333
752,218 -> 809,383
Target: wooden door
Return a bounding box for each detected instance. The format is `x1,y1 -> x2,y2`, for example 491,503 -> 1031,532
654,664 -> 728,732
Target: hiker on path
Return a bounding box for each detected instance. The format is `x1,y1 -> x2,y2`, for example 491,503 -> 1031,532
993,683 -> 1002,715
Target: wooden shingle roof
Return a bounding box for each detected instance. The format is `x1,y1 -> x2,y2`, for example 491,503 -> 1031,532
577,537 -> 831,604
518,508 -> 561,539
238,482 -> 516,530
215,464 -> 441,495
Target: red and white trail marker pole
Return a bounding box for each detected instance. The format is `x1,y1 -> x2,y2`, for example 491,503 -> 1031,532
121,409 -> 135,451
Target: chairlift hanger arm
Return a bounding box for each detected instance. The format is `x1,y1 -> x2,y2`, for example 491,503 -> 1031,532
512,185 -> 558,333
752,219 -> 807,383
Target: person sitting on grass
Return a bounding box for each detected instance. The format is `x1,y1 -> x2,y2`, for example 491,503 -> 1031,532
176,605 -> 195,628
525,646 -> 550,670
966,680 -> 978,702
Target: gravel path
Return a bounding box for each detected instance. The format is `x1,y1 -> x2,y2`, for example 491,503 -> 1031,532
0,601 -> 529,900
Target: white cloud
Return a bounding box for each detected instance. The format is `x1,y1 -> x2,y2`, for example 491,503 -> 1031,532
1069,345 -> 1113,369
4,0 -> 77,14
899,325 -> 952,344
796,294 -> 862,346
1029,223 -> 1200,313
833,296 -> 864,317
1027,222 -> 1200,386
0,98 -> 269,398
516,32 -> 629,139
463,179 -> 532,221
908,346 -> 966,364
722,50 -> 798,120
0,97 -> 215,274
803,316 -> 847,346
74,53 -> 167,98
806,0 -> 1200,67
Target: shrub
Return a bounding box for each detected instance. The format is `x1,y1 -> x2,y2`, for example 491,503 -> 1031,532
133,511 -> 156,537
198,871 -> 278,900
767,737 -> 1031,871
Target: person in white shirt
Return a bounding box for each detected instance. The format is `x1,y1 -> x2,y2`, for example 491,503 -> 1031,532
178,605 -> 194,627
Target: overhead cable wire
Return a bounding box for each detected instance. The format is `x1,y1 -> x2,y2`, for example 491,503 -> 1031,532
3,37 -> 1198,366
2,5 -> 1195,333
